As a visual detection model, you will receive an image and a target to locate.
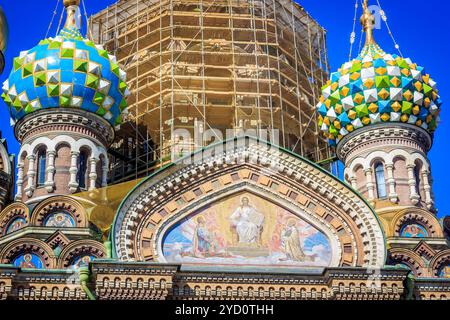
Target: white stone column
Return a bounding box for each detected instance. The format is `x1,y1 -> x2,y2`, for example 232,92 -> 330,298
350,176 -> 358,190
407,164 -> 420,205
24,155 -> 36,197
15,162 -> 24,200
68,151 -> 79,192
421,169 -> 434,210
45,150 -> 56,192
364,168 -> 375,201
88,157 -> 99,191
385,163 -> 398,203
101,159 -> 108,187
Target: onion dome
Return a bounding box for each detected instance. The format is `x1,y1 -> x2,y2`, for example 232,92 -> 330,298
317,1 -> 442,147
1,0 -> 130,127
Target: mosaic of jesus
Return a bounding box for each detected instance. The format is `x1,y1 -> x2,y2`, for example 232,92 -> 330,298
162,192 -> 332,267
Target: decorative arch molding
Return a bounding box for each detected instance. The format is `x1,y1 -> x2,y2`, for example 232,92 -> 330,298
0,202 -> 30,235
0,238 -> 56,269
389,248 -> 427,277
337,123 -> 432,163
57,239 -> 106,268
30,196 -> 88,228
18,135 -> 107,162
14,108 -> 115,147
113,137 -> 386,268
430,250 -> 450,277
347,150 -> 430,177
391,208 -> 443,238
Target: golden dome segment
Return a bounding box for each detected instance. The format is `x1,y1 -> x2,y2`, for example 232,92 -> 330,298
64,0 -> 81,29
360,0 -> 376,45
63,0 -> 80,7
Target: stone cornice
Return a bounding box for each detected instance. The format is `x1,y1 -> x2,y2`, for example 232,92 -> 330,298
89,261 -> 408,300
14,109 -> 115,147
337,123 -> 433,163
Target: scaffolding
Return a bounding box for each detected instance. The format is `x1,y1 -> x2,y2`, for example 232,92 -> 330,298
89,0 -> 332,183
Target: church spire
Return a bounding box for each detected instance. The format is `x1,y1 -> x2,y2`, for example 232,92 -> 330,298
63,0 -> 81,30
360,0 -> 376,46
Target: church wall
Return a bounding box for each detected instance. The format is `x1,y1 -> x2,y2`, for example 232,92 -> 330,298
20,156 -> 29,202
354,165 -> 368,198
393,157 -> 410,206
54,144 -> 72,195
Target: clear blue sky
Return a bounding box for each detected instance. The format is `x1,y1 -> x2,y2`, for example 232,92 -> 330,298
0,1 -> 449,217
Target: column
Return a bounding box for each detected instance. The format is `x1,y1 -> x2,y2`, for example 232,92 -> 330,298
407,164 -> 420,205
385,163 -> 398,203
350,176 -> 358,190
421,169 -> 434,210
24,154 -> 36,197
88,157 -> 98,191
68,151 -> 79,192
364,168 -> 375,201
45,150 -> 56,192
15,162 -> 24,200
101,159 -> 108,187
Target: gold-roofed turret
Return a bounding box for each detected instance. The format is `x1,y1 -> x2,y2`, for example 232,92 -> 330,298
360,0 -> 376,45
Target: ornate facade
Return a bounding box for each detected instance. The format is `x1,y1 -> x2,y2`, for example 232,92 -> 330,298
0,0 -> 448,301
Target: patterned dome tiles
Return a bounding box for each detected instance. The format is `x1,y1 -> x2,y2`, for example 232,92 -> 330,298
317,43 -> 442,146
1,26 -> 130,126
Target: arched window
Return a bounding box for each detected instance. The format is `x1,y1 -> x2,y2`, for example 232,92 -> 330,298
36,149 -> 46,186
77,151 -> 88,189
414,165 -> 421,196
374,162 -> 387,198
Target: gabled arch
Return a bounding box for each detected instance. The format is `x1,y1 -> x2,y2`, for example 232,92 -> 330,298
113,136 -> 386,268
30,195 -> 88,228
389,248 -> 427,277
430,249 -> 450,277
0,238 -> 56,269
391,207 -> 443,238
57,239 -> 106,268
0,202 -> 30,235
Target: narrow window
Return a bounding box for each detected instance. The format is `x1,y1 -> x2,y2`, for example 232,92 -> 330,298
375,162 -> 387,198
36,150 -> 46,186
77,152 -> 87,189
414,165 -> 421,196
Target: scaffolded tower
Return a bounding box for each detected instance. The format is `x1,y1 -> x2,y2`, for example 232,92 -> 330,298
90,0 -> 331,183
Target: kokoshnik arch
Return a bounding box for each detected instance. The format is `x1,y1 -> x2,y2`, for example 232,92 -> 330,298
0,0 -> 447,300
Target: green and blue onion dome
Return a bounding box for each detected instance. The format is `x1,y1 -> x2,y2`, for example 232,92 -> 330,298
1,23 -> 130,127
317,19 -> 441,147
